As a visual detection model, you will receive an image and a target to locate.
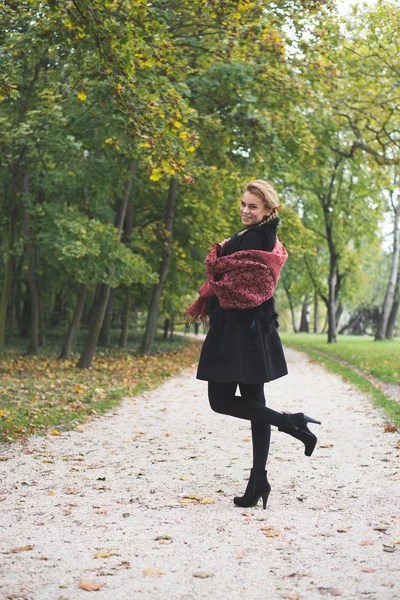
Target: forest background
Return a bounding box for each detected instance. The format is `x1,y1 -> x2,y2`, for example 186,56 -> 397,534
1,0 -> 399,441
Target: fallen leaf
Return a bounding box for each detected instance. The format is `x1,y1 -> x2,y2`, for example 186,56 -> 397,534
261,528 -> 282,537
94,551 -> 115,558
384,425 -> 397,433
281,593 -> 300,600
383,544 -> 396,553
360,540 -> 374,546
143,567 -> 165,577
64,488 -> 79,495
199,498 -> 215,504
79,580 -> 104,591
392,540 -> 400,544
337,528 -> 352,533
10,545 -> 34,553
320,444 -> 334,448
193,571 -> 214,578
373,526 -> 388,532
361,568 -> 376,572
112,561 -> 131,570
317,587 -> 341,596
296,495 -> 307,501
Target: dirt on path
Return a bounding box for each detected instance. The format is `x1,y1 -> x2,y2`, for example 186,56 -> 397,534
1,347 -> 399,600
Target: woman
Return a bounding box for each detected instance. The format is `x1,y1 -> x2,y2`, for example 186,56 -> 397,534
185,180 -> 321,510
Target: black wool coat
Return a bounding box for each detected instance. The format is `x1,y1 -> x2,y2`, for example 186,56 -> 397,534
196,217 -> 288,384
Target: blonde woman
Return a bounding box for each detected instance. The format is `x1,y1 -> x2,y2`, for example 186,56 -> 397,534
186,180 -> 321,509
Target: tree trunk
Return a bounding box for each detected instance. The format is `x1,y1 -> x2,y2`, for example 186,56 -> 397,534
299,295 -> 311,332
163,317 -> 170,340
375,195 -> 400,340
78,284 -> 112,368
327,246 -> 337,343
119,286 -> 132,348
118,198 -> 134,349
0,153 -> 22,352
78,160 -> 135,369
21,150 -> 39,354
313,290 -> 319,333
141,177 -> 178,354
0,199 -> 17,352
169,312 -> 175,339
385,270 -> 399,339
36,250 -> 45,346
59,283 -> 87,359
283,287 -> 298,333
14,256 -> 24,333
98,287 -> 115,347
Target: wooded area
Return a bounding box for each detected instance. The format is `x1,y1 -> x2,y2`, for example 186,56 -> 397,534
1,0 -> 399,368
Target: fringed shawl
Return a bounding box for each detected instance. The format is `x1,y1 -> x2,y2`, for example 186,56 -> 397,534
185,236 -> 288,324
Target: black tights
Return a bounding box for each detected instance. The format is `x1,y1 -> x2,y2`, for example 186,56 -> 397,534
208,382 -> 286,475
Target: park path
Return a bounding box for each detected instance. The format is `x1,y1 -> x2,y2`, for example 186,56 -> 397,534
0,347 -> 399,600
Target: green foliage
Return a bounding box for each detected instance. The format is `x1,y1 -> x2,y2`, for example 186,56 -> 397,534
37,206 -> 157,287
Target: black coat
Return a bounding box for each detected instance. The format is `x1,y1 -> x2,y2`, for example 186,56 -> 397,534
196,217 -> 288,384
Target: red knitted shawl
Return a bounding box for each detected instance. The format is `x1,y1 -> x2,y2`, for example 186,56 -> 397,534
185,236 -> 288,323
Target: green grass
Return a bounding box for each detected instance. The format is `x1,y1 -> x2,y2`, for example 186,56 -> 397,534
280,333 -> 400,428
280,333 -> 400,385
0,332 -> 203,445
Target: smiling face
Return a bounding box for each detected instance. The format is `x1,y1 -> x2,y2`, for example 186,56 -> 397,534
240,190 -> 272,227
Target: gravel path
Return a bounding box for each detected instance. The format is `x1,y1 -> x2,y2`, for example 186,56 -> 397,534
1,347 -> 399,600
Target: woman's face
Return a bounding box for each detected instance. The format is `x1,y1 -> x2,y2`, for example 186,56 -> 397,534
240,191 -> 272,226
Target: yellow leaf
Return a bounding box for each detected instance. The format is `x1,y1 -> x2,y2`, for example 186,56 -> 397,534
262,529 -> 281,537
173,121 -> 182,128
199,498 -> 215,504
49,491 -> 55,496
11,545 -> 34,553
49,429 -> 61,436
105,138 -> 114,144
188,146 -> 196,152
79,580 -> 104,591
143,567 -> 165,577
360,540 -> 374,546
149,169 -> 163,181
94,551 -> 115,558
77,91 -> 87,101
179,132 -> 187,139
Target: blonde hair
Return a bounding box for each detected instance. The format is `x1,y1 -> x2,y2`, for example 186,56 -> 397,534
244,179 -> 280,223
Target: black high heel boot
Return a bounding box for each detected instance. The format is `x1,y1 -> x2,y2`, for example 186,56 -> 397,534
278,412 -> 321,456
233,468 -> 271,509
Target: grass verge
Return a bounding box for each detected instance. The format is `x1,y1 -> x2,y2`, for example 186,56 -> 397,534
0,335 -> 203,445
280,333 -> 399,385
281,341 -> 400,429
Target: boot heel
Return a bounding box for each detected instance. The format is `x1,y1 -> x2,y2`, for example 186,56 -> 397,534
262,491 -> 270,510
304,415 -> 321,425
